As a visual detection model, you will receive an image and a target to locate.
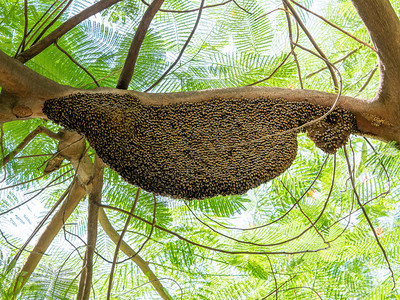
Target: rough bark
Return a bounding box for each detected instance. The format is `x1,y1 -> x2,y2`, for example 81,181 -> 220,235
77,155 -> 104,300
14,181 -> 86,288
117,0 -> 165,89
351,0 -> 400,107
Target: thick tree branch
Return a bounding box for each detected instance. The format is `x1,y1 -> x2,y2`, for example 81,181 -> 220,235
77,155 -> 104,300
12,133 -> 92,293
1,44 -> 399,146
116,0 -> 165,89
351,0 -> 400,105
15,0 -> 121,63
98,208 -> 172,300
14,180 -> 86,289
0,49 -> 74,122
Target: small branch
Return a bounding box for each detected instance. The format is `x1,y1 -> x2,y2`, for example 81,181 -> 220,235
107,188 -> 141,300
116,0 -> 165,89
247,51 -> 292,86
10,184 -> 71,267
261,276 -> 297,300
54,41 -> 100,87
290,0 -> 375,51
284,286 -> 323,299
133,194 -> 156,256
358,66 -> 378,94
16,0 -> 122,63
98,207 -> 172,300
283,3 -> 303,89
283,0 -> 339,91
145,0 -> 206,92
31,0 -> 74,46
306,47 -> 361,79
1,126 -> 62,168
232,0 -> 252,15
0,124 -> 5,183
140,0 -> 231,14
21,0 -> 28,52
343,146 -> 396,289
24,0 -> 68,48
100,204 -> 330,255
12,180 -> 87,291
77,155 -> 104,300
80,67 -> 122,88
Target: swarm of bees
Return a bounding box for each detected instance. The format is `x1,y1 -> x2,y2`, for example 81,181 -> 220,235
43,93 -> 356,200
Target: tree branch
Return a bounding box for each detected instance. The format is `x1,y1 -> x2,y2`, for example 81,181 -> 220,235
0,49 -> 74,122
283,0 -> 339,91
107,188 -> 141,299
116,0 -> 165,89
145,0 -> 206,92
1,126 -> 62,167
13,180 -> 86,289
77,155 -> 104,300
98,207 -> 173,300
15,0 -> 121,63
351,0 -> 400,104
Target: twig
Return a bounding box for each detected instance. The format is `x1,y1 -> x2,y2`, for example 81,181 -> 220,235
107,188 -> 141,300
201,155 -> 329,231
54,40 -> 100,87
261,276 -> 297,299
283,0 -> 339,91
0,124 -> 6,183
119,193 -> 157,264
0,230 -> 37,254
306,47 -> 362,79
116,278 -> 181,299
100,204 -> 330,255
247,51 -> 293,86
232,0 -> 252,15
358,65 -> 378,93
15,0 -> 61,56
290,0 -> 375,51
1,126 -> 61,168
0,163 -> 71,192
10,184 -> 72,267
24,0 -> 69,48
266,256 -> 278,300
343,146 -> 396,290
31,0 -> 74,46
0,168 -> 73,216
21,0 -> 28,52
116,0 -> 165,89
141,0 -> 231,14
145,0 -> 206,92
99,207 -> 173,300
16,0 -> 122,63
79,67 -> 122,88
284,286 -> 323,299
283,2 -> 303,89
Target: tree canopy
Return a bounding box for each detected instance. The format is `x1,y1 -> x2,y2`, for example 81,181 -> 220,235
0,0 -> 400,299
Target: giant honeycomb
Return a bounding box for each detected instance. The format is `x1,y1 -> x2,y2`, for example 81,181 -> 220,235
43,93 -> 357,199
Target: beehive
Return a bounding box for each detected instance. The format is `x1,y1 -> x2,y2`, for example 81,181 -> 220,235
43,93 -> 356,199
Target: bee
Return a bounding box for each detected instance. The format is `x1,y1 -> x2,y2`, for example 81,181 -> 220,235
43,93 -> 356,200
